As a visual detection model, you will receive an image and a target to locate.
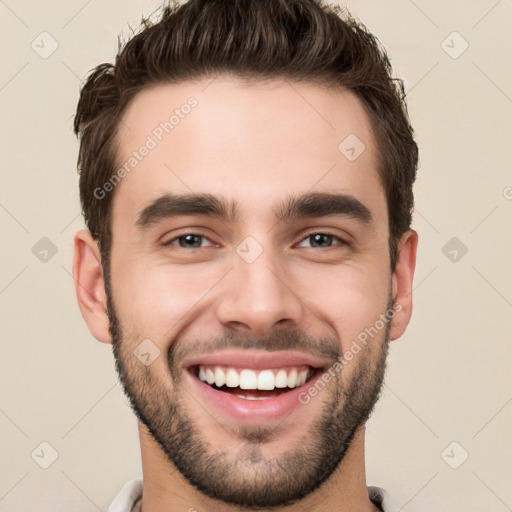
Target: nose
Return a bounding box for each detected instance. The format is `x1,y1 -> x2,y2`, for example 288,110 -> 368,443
215,242 -> 306,337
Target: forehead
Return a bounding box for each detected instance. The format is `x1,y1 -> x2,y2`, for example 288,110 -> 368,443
111,78 -> 385,228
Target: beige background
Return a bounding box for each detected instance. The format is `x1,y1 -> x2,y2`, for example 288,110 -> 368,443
1,0 -> 511,510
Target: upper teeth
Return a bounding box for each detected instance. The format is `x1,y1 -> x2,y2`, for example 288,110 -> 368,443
197,365 -> 310,390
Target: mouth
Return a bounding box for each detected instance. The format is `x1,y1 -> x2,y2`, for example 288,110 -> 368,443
182,350 -> 329,421
190,364 -> 319,400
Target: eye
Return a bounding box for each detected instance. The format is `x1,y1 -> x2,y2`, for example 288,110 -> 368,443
161,231 -> 347,250
296,232 -> 347,249
162,233 -> 215,249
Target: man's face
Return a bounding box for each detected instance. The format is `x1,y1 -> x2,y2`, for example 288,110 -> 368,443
106,78 -> 396,507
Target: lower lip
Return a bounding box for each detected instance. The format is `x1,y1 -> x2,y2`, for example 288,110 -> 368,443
183,368 -> 324,422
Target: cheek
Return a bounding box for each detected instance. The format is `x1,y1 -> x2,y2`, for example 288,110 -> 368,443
112,261 -> 219,342
111,248 -> 390,356
301,265 -> 390,352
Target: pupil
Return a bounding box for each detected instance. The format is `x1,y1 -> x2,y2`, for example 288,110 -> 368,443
312,234 -> 331,247
180,235 -> 201,248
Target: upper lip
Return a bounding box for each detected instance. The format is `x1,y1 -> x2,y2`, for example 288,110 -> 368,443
182,350 -> 330,371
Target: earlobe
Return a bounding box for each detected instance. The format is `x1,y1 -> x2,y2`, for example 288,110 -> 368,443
72,229 -> 112,344
389,229 -> 418,341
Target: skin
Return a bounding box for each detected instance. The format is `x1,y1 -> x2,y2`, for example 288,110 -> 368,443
73,78 -> 417,511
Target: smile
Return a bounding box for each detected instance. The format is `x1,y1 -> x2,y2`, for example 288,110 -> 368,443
193,364 -> 314,399
182,350 -> 329,420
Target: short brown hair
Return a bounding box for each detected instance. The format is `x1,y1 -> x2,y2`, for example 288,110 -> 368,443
74,0 -> 418,271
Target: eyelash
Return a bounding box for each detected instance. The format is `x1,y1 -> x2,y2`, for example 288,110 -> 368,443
161,231 -> 348,249
296,232 -> 348,248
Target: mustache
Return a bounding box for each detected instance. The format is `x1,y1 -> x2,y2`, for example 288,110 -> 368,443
169,328 -> 341,368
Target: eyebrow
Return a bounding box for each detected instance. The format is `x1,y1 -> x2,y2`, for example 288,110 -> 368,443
135,191 -> 373,230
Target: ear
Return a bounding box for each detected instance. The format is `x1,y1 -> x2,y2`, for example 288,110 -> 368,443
389,229 -> 418,341
72,229 -> 111,344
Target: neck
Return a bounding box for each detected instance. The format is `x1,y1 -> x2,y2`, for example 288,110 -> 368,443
137,422 -> 381,512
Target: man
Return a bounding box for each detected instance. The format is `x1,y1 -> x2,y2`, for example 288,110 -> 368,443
72,0 -> 418,510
